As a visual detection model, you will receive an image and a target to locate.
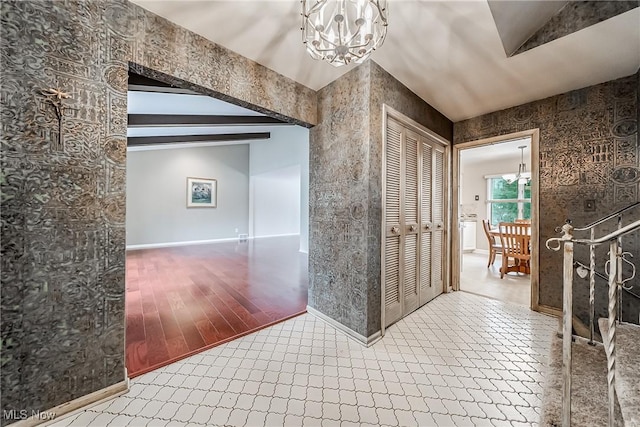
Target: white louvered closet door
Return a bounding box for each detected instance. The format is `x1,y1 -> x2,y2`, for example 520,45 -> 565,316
384,119 -> 403,327
419,141 -> 433,306
431,146 -> 445,298
403,130 -> 420,315
384,117 -> 446,328
421,143 -> 445,304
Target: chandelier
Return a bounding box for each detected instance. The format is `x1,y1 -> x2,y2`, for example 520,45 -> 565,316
301,0 -> 388,67
502,145 -> 531,184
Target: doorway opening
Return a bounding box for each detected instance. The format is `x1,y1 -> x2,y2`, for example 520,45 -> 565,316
452,131 -> 540,309
125,71 -> 310,377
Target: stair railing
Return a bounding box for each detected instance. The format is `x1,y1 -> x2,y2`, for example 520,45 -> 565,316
573,260 -> 640,303
546,209 -> 640,427
572,201 -> 640,344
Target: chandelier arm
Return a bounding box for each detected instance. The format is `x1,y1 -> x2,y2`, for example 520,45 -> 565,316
347,42 -> 370,49
315,31 -> 340,47
345,26 -> 363,46
314,46 -> 341,53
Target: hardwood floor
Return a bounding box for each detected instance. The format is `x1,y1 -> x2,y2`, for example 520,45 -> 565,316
125,236 -> 308,377
460,251 -> 530,306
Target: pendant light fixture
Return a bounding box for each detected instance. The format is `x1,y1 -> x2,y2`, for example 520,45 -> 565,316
301,0 -> 388,67
502,145 -> 531,184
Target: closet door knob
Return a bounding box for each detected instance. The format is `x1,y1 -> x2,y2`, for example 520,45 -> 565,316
391,226 -> 400,234
410,225 -> 417,232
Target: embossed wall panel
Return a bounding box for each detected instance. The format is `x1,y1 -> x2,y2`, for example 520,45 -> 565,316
454,73 -> 639,325
1,1 -> 127,420
1,0 -> 316,421
309,64 -> 371,337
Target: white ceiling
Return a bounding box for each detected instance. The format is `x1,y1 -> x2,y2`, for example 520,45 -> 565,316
131,1 -> 640,122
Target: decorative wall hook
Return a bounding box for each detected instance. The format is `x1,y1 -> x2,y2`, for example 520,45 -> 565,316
40,87 -> 74,151
41,88 -> 71,112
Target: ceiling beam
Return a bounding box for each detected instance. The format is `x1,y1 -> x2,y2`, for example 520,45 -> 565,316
127,132 -> 271,147
128,114 -> 286,127
128,73 -> 202,95
129,73 -> 173,88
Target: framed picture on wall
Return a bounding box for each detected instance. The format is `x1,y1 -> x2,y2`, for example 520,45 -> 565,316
187,177 -> 217,208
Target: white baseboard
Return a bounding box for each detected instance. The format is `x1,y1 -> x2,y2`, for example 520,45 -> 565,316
367,330 -> 383,346
127,234 -> 302,250
127,237 -> 240,250
14,378 -> 129,427
252,233 -> 300,239
306,306 -> 382,347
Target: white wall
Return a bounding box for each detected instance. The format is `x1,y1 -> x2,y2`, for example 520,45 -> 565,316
251,164 -> 301,236
126,144 -> 250,247
249,126 -> 310,252
460,155 -> 521,251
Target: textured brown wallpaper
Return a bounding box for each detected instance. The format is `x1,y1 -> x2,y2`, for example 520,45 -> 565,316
0,0 -> 316,421
514,1 -> 639,56
309,63 -> 372,338
454,72 -> 640,327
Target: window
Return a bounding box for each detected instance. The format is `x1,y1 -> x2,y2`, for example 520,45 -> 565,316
486,177 -> 531,224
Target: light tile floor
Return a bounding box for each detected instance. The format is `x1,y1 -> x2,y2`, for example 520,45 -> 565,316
52,292 -> 557,427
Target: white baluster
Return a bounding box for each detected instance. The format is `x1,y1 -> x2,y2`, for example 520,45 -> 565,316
606,241 -> 618,427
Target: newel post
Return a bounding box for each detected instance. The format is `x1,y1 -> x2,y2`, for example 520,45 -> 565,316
560,221 -> 574,427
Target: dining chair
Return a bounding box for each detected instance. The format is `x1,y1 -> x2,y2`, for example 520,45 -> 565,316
498,222 -> 531,278
515,218 -> 531,224
481,219 -> 501,268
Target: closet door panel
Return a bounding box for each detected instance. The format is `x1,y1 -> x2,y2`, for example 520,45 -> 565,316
403,131 -> 419,314
431,146 -> 445,299
384,120 -> 403,327
419,140 -> 433,306
420,232 -> 432,305
385,235 -> 402,326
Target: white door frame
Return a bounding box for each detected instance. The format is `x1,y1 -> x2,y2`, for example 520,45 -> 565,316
381,105 -> 451,336
451,129 -> 541,312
